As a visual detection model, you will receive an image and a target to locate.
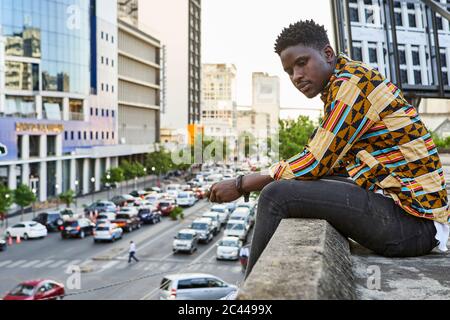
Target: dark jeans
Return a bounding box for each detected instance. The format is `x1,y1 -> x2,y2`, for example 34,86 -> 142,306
128,252 -> 139,263
246,176 -> 439,278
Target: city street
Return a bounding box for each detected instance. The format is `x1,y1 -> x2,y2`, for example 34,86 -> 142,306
0,194 -> 249,300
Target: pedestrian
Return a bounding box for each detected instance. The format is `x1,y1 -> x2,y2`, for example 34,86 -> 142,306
239,246 -> 250,272
208,19 -> 449,280
128,241 -> 139,263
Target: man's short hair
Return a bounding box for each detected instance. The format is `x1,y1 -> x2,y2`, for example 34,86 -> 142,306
274,19 -> 330,55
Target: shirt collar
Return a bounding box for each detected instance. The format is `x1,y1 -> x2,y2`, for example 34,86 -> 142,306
320,53 -> 352,103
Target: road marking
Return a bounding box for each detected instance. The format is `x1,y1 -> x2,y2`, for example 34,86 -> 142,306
116,261 -> 129,269
33,260 -> 55,268
20,260 -> 41,268
7,260 -> 27,268
100,260 -> 121,271
63,260 -> 82,269
0,260 -> 12,267
144,262 -> 159,271
49,260 -> 69,268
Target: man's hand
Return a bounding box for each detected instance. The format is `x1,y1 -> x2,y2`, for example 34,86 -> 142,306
207,179 -> 241,203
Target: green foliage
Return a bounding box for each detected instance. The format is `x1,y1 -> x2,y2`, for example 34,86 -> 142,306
278,116 -> 316,160
431,132 -> 450,149
0,184 -> 14,219
170,206 -> 184,220
120,160 -> 146,180
102,167 -> 124,185
58,190 -> 75,208
145,148 -> 174,175
237,131 -> 257,158
14,184 -> 36,215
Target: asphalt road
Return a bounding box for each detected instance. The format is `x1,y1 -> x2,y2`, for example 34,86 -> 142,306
0,197 -> 250,300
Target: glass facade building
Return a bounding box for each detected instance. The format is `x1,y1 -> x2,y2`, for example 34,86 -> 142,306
1,0 -> 90,95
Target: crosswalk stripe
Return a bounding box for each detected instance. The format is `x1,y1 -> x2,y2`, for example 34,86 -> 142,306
49,260 -> 68,268
20,260 -> 41,268
0,260 -> 12,267
158,263 -> 174,272
101,260 -> 121,270
7,260 -> 27,268
116,262 -> 129,269
63,260 -> 82,268
144,262 -> 159,271
33,260 -> 55,268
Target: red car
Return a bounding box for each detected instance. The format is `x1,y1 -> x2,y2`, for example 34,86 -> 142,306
3,280 -> 65,300
157,199 -> 177,216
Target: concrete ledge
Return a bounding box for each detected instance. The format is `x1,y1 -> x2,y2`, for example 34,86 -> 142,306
237,219 -> 355,300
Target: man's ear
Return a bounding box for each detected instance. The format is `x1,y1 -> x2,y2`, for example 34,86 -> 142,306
323,45 -> 335,63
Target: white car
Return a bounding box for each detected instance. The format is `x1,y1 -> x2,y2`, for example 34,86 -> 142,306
202,211 -> 221,235
216,236 -> 241,260
116,207 -> 139,216
94,223 -> 123,243
176,191 -> 197,207
172,229 -> 199,254
210,205 -> 230,226
224,219 -> 248,242
229,207 -> 252,229
5,221 -> 47,240
145,193 -> 163,205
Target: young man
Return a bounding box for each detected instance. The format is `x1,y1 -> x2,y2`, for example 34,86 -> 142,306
208,20 -> 449,278
128,241 -> 139,263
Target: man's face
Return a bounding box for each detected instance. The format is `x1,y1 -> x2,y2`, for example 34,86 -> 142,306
280,44 -> 335,98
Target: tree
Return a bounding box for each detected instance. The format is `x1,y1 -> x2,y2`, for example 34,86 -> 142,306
278,116 -> 316,160
0,184 -> 14,228
59,190 -> 75,208
102,167 -> 124,187
14,184 -> 36,221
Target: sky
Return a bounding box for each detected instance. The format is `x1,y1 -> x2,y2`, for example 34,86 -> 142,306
201,0 -> 335,116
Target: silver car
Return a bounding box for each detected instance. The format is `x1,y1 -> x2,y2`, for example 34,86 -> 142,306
160,273 -> 237,300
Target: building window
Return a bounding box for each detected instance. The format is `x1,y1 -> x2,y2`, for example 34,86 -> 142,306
112,132 -> 115,139
394,1 -> 403,26
399,47 -> 406,65
95,132 -> 99,140
352,41 -> 363,61
407,4 -> 417,28
90,131 -> 93,140
102,132 -> 104,140
106,110 -> 109,117
95,108 -> 98,116
106,33 -> 109,41
436,15 -> 443,31
349,0 -> 359,23
84,131 -> 87,140
90,107 -> 93,116
101,56 -> 104,64
112,86 -> 114,93
411,46 -> 420,66
101,31 -> 104,39
65,132 -> 68,140
106,58 -> 109,66
414,70 -> 422,84
112,60 -> 114,67
106,84 -> 109,92
101,83 -> 104,91
111,36 -> 114,44
107,132 -> 109,139
71,131 -> 74,140
368,42 -> 378,64
112,111 -> 115,117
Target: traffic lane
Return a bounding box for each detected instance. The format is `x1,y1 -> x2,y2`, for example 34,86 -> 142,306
0,199 -> 210,263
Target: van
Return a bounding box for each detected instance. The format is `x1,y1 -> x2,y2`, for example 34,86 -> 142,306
159,273 -> 237,300
229,207 -> 252,229
190,218 -> 214,243
224,219 -> 248,242
201,212 -> 221,235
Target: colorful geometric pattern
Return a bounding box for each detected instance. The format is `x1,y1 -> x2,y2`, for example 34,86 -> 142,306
270,54 -> 449,224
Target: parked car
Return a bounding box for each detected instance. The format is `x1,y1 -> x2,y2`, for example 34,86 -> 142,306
33,212 -> 64,232
138,206 -> 161,224
60,219 -> 96,239
176,191 -> 197,207
202,212 -> 221,235
112,212 -> 142,232
224,219 -> 248,242
3,280 -> 65,300
0,236 -> 7,251
216,236 -> 242,261
5,221 -> 47,240
93,223 -> 123,243
157,199 -> 177,216
160,273 -> 237,300
110,194 -> 136,207
190,218 -> 214,243
84,200 -> 116,214
172,229 -> 199,254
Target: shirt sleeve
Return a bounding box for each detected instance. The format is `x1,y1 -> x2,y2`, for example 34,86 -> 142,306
270,74 -> 383,180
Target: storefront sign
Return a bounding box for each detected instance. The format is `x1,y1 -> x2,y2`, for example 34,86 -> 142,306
15,123 -> 64,133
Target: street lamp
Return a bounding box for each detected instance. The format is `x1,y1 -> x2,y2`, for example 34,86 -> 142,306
74,180 -> 79,208
32,188 -> 37,219
134,176 -> 138,191
55,184 -> 60,209
4,193 -> 10,228
106,174 -> 111,200
90,177 -> 95,203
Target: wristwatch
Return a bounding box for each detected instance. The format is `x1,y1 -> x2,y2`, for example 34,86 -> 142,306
236,175 -> 250,202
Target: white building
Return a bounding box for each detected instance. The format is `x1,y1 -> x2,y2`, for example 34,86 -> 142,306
252,72 -> 280,134
138,0 -> 201,142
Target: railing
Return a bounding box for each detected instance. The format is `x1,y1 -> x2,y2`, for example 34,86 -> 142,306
69,112 -> 85,121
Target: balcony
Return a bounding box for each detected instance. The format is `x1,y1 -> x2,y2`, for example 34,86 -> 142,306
69,112 -> 85,121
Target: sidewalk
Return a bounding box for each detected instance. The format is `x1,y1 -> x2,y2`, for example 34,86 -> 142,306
1,175 -> 185,233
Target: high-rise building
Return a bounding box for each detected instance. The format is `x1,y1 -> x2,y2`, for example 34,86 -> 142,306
201,63 -> 237,139
138,0 -> 201,142
0,0 -> 159,202
252,72 -> 280,134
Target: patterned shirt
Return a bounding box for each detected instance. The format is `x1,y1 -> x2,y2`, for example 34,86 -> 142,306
270,54 -> 449,224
